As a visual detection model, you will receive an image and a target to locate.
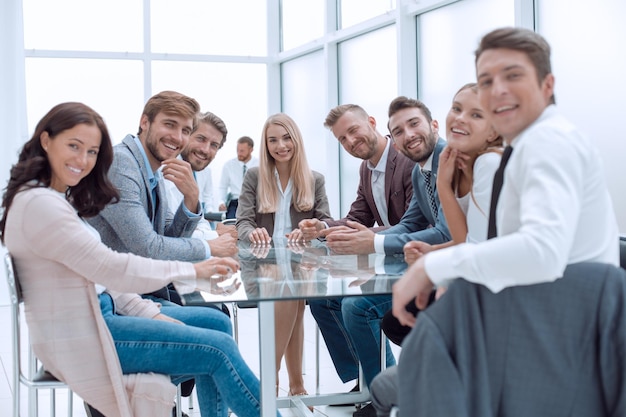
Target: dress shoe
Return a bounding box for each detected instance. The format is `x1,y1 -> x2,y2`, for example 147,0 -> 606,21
172,405 -> 189,417
353,402 -> 377,417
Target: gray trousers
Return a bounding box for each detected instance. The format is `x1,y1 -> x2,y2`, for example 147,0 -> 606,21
396,262 -> 626,417
370,366 -> 398,417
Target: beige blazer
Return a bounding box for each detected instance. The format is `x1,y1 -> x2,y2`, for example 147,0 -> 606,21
4,187 -> 196,417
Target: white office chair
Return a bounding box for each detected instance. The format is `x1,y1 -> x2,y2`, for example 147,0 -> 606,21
5,253 -> 74,417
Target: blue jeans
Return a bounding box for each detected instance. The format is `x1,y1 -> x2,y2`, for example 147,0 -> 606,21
100,293 -> 281,417
308,296 -> 396,387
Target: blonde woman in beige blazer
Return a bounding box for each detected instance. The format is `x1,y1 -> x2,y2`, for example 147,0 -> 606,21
1,102 -> 281,417
236,113 -> 332,402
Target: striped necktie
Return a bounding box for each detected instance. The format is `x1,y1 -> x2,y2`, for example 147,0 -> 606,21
421,170 -> 438,221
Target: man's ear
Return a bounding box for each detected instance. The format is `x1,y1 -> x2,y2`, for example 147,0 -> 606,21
368,115 -> 377,130
431,119 -> 439,136
139,114 -> 150,134
485,128 -> 499,144
542,73 -> 555,103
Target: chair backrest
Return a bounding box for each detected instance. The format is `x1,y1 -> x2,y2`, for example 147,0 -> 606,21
5,251 -> 74,417
5,252 -> 23,306
620,236 -> 626,270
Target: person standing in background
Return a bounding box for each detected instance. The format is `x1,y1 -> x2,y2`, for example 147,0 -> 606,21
218,136 -> 258,219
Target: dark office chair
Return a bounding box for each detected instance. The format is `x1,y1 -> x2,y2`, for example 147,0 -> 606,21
619,236 -> 626,270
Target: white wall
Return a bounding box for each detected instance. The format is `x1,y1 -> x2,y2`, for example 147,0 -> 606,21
537,0 -> 626,232
0,1 -> 27,306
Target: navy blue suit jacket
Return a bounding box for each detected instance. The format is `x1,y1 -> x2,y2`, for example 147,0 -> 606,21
378,138 -> 451,255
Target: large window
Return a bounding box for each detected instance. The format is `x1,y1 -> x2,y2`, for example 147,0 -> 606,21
340,0 -> 396,29
23,0 -> 143,51
151,0 -> 267,56
418,0 -> 515,132
337,25 -> 398,217
20,0 -> 270,195
281,0 -> 325,51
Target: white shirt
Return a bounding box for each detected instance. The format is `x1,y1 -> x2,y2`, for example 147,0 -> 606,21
272,169 -> 293,239
464,152 -> 500,244
368,138 -> 391,227
164,175 -> 218,240
425,105 -> 619,293
195,167 -> 216,213
218,156 -> 259,203
373,151 -> 436,254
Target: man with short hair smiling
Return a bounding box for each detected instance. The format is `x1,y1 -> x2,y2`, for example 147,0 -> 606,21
310,97 -> 451,417
165,111 -> 237,243
385,27 -> 621,417
323,97 -> 450,256
298,104 -> 415,407
86,92 -> 239,417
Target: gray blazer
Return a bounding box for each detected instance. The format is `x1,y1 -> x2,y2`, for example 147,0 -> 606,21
88,135 -> 206,262
379,138 -> 451,254
236,167 -> 333,242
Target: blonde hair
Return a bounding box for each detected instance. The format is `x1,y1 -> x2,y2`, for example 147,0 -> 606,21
257,113 -> 314,213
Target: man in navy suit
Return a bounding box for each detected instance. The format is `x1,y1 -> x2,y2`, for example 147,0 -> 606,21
310,97 -> 451,417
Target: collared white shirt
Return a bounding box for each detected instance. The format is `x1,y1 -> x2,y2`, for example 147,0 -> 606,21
164,177 -> 218,241
195,167 -> 216,213
272,169 -> 293,239
368,138 -> 391,227
218,156 -> 259,204
373,151 -> 437,254
425,105 -> 619,293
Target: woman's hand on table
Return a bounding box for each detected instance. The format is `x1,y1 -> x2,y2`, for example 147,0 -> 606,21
298,218 -> 325,241
286,228 -> 306,244
249,227 -> 272,245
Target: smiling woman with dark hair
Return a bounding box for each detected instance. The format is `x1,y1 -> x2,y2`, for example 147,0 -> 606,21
1,102 -> 280,417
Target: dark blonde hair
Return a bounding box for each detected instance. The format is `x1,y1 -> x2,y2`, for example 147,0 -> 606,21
199,111 -> 228,148
137,90 -> 200,135
324,104 -> 369,129
257,113 -> 314,213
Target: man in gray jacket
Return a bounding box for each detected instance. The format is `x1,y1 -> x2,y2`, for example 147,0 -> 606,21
88,90 -> 237,303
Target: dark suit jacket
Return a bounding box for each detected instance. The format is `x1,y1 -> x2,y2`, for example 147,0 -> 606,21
326,143 -> 415,230
399,262 -> 626,417
236,167 -> 333,242
379,138 -> 451,254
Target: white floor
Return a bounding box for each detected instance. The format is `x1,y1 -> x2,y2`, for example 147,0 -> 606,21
0,303 -> 400,417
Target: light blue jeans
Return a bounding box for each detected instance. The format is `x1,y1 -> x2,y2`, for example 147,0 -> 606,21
99,293 -> 281,417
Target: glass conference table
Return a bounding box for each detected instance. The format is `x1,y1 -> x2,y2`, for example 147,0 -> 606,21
175,238 -> 408,417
